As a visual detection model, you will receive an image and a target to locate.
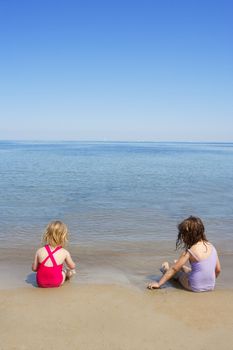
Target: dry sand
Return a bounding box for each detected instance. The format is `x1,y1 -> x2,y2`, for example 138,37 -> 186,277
1,284 -> 233,350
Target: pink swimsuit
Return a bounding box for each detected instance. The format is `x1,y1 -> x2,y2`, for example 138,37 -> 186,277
36,245 -> 63,288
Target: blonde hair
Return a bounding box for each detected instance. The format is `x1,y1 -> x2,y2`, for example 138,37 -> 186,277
43,221 -> 68,247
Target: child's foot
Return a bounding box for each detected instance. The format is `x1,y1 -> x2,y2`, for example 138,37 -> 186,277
160,261 -> 169,274
66,269 -> 76,280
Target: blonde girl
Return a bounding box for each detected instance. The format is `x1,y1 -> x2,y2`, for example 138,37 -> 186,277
32,221 -> 76,288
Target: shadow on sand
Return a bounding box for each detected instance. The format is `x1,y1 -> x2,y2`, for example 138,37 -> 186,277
25,272 -> 38,288
146,273 -> 184,290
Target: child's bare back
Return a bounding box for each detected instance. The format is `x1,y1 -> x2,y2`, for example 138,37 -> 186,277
32,221 -> 76,288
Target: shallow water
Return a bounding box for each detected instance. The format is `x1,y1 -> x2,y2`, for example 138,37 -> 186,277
0,141 -> 233,288
0,241 -> 232,290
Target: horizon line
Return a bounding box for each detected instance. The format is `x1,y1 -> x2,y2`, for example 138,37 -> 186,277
1,139 -> 233,144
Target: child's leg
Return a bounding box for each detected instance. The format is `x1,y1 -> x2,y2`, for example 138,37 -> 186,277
61,271 -> 66,285
61,269 -> 76,285
160,261 -> 192,286
178,272 -> 192,291
66,269 -> 76,280
160,261 -> 191,282
160,261 -> 182,281
174,260 -> 192,273
160,261 -> 170,274
181,265 -> 192,273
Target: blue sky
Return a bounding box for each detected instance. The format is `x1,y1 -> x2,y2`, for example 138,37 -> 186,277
0,0 -> 232,141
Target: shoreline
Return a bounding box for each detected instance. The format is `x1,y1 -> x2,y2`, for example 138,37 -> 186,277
0,243 -> 232,290
1,283 -> 233,350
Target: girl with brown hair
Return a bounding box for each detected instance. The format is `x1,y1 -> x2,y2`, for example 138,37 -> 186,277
148,216 -> 221,292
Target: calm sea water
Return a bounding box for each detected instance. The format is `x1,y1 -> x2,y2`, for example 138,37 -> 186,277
1,141 -> 233,248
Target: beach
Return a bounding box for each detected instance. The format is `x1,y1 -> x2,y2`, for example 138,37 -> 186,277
1,244 -> 233,350
1,0 -> 233,344
1,284 -> 233,350
1,142 -> 233,349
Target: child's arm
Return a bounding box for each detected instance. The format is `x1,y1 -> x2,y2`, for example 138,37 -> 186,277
148,251 -> 190,289
215,254 -> 221,278
65,251 -> 76,270
32,251 -> 39,272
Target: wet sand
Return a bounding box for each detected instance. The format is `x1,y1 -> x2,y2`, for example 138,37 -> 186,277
1,284 -> 233,350
0,242 -> 232,289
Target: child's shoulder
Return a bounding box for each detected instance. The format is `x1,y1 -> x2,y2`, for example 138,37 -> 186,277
61,247 -> 70,255
190,241 -> 215,256
35,246 -> 46,259
36,245 -> 69,254
37,246 -> 45,254
191,241 -> 212,248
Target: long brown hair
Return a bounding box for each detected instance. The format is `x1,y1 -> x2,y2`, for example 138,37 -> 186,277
176,216 -> 208,250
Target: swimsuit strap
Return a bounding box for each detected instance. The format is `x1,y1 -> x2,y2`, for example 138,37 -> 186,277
188,244 -> 214,262
187,248 -> 200,262
42,245 -> 62,267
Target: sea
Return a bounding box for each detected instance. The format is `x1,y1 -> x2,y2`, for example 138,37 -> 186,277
0,141 -> 232,288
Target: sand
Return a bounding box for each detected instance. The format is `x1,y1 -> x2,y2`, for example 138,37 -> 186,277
1,284 -> 233,350
1,245 -> 232,350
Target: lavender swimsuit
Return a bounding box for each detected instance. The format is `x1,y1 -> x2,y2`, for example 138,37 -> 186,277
188,245 -> 217,292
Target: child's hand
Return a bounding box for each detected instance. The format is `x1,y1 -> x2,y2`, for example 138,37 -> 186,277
147,282 -> 160,289
66,269 -> 76,280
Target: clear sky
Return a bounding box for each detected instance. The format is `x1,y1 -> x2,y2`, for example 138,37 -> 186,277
0,0 -> 232,141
